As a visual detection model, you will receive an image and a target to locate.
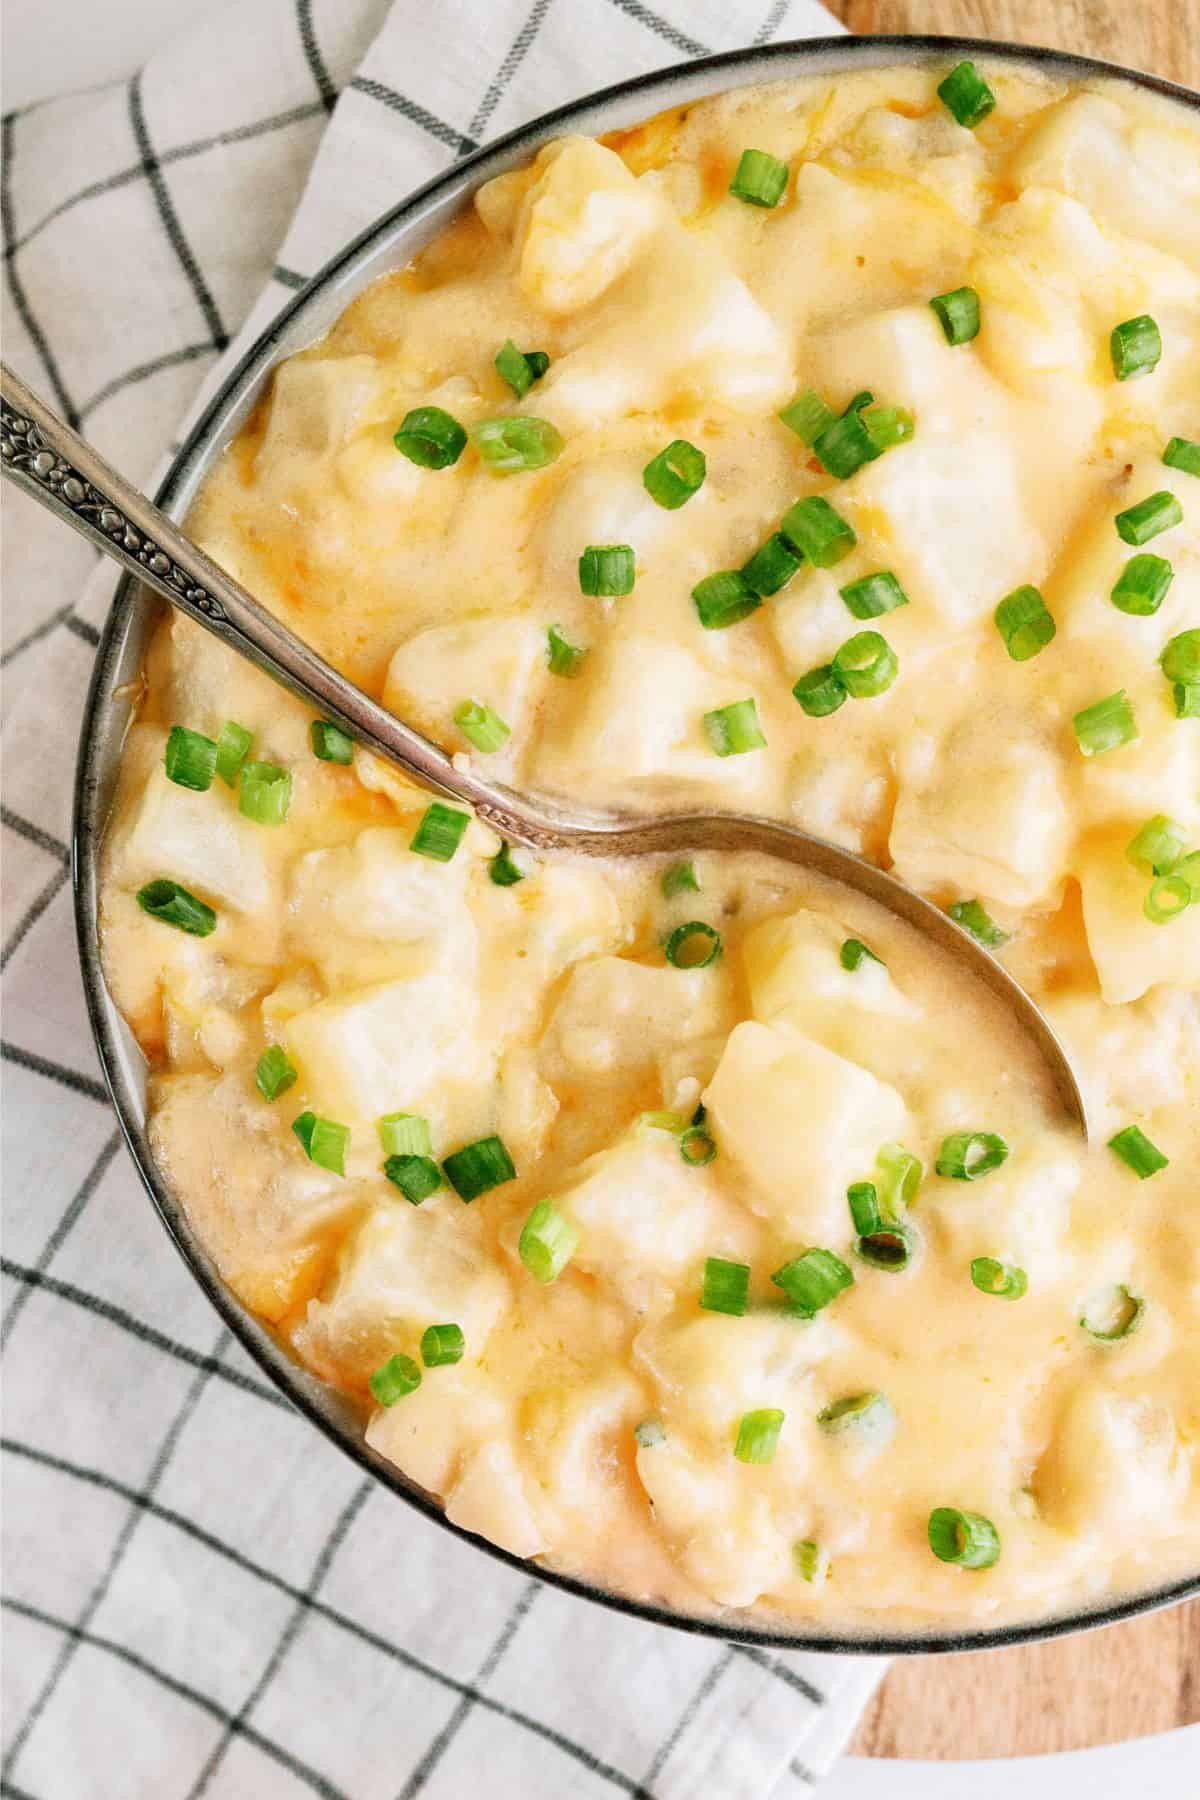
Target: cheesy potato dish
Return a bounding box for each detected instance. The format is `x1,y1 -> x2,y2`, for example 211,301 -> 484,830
99,59 -> 1200,1633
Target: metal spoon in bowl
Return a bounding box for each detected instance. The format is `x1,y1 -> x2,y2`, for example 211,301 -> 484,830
1,360 -> 1088,1136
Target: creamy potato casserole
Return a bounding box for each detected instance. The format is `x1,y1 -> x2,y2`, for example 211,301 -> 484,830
100,60 -> 1200,1632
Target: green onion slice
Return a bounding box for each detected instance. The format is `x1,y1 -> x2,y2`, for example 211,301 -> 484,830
489,842 -> 529,887
635,1419 -> 666,1448
779,388 -> 835,445
470,415 -> 562,473
741,532 -> 802,598
863,405 -> 914,453
238,761 -> 292,827
1126,814 -> 1186,874
813,406 -> 878,480
703,698 -> 766,757
369,1353 -> 422,1406
947,899 -> 1008,947
454,699 -> 511,753
692,570 -> 760,630
832,630 -> 898,699
1115,490 -> 1182,546
700,1256 -> 750,1316
930,285 -> 981,345
1163,436 -> 1200,477
849,1182 -> 887,1238
643,439 -> 706,509
794,1539 -> 830,1585
215,720 -> 253,786
384,1154 -> 443,1205
519,1199 -> 579,1283
1080,1283 -> 1144,1341
1110,314 -> 1162,381
379,1112 -> 432,1157
255,1045 -> 297,1103
410,802 -> 470,862
494,339 -> 549,397
927,1506 -> 1000,1568
729,148 -> 789,208
661,860 -> 699,898
680,1125 -> 717,1167
292,1111 -> 350,1176
1173,683 -> 1200,718
780,496 -> 857,568
792,665 -> 847,717
1144,874 -> 1192,924
164,725 -> 217,792
937,60 -> 996,128
579,544 -> 635,597
443,1134 -> 515,1202
856,1221 -> 916,1272
546,624 -> 587,678
1107,1124 -> 1169,1178
839,570 -> 909,620
1175,850 -> 1200,899
421,1323 -> 465,1367
1111,553 -> 1174,616
1073,690 -> 1137,756
994,585 -> 1056,661
641,1109 -> 688,1133
876,1142 -> 923,1215
970,1256 -> 1027,1299
394,406 -> 467,469
664,920 -> 722,969
816,1391 -> 894,1444
136,879 -> 216,937
1161,630 -> 1200,685
840,937 -> 883,971
935,1131 -> 1009,1181
733,1408 -> 785,1464
772,1248 -> 854,1317
310,719 -> 354,764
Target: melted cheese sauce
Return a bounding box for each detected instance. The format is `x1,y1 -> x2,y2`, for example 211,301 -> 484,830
99,62 -> 1200,1634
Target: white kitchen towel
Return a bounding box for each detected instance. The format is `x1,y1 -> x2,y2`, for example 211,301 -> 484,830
1,2 -> 889,1795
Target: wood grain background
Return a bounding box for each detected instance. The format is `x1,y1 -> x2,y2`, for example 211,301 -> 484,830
814,0 -> 1200,1759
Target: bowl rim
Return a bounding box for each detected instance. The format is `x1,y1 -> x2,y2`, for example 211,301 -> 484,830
73,31 -> 1200,1657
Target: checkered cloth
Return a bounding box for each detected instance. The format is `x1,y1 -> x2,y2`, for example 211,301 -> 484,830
1,2 -> 889,1793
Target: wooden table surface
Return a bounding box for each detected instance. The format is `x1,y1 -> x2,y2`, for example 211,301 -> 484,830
815,0 -> 1200,1761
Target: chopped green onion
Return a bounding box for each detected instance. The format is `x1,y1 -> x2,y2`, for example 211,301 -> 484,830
641,1109 -> 688,1133
454,699 -> 511,753
947,899 -> 1008,947
1107,1124 -> 1169,1178
843,390 -> 873,415
1080,1283 -> 1144,1341
215,721 -> 253,787
792,665 -> 847,717
164,725 -> 217,792
664,920 -> 722,969
489,842 -> 529,886
238,761 -> 292,827
772,1248 -> 854,1317
394,406 -> 467,469
1111,553 -> 1173,616
1115,490 -> 1182,546
937,60 -> 996,128
1176,850 -> 1200,899
779,388 -> 835,445
862,405 -> 914,452
384,1154 -> 443,1204
1144,873 -> 1192,924
680,1125 -> 717,1166
733,1408 -> 785,1464
470,415 -> 562,473
421,1323 -> 465,1367
643,439 -> 706,509
1126,815 -> 1186,874
703,698 -> 766,757
662,860 -> 699,898
812,407 -> 877,479
927,1506 -> 1000,1568
855,1222 -> 916,1272
816,1391 -> 894,1443
1163,437 -> 1200,477
741,532 -> 802,597
635,1419 -> 666,1448
692,570 -> 760,630
1110,315 -> 1162,381
794,1540 -> 830,1585
519,1199 -> 578,1283
935,1131 -> 1009,1181
780,496 -> 857,568
849,1181 -> 888,1238
1173,683 -> 1200,718
729,148 -> 789,208
929,286 -> 981,345
379,1112 -> 432,1157
839,570 -> 909,620
579,544 -> 635,597
840,937 -> 883,971
994,585 -> 1056,661
546,624 -> 587,678
1073,690 -> 1137,756
494,339 -> 549,397
832,630 -> 898,699
310,719 -> 353,764
700,1256 -> 750,1316
1161,629 -> 1200,685
970,1256 -> 1027,1299
410,802 -> 470,862
369,1353 -> 422,1406
255,1045 -> 297,1102
292,1111 -> 349,1176
136,879 -> 216,937
876,1143 -> 923,1215
443,1134 -> 515,1202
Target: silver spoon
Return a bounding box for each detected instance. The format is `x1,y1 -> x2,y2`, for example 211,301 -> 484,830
1,360 -> 1087,1135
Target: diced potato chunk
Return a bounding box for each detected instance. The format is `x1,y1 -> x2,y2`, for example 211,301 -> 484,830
1077,830 -> 1200,1005
927,1134 -> 1080,1282
634,1310 -> 834,1439
633,1436 -> 795,1608
111,758 -> 282,919
289,826 -> 474,987
744,907 -> 915,1047
542,955 -> 731,1082
383,616 -> 545,745
517,137 -> 661,314
1037,1386 -> 1187,1537
445,1439 -> 547,1559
